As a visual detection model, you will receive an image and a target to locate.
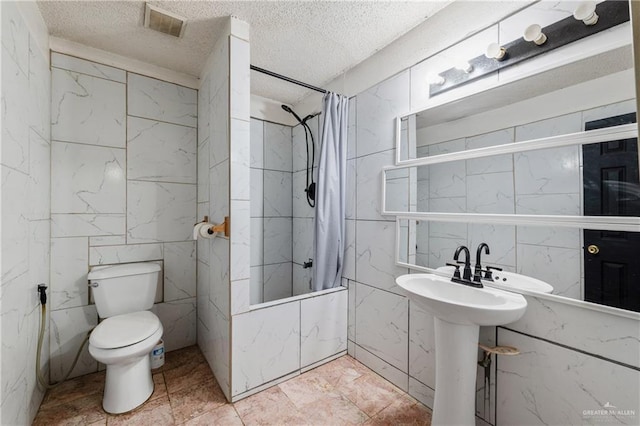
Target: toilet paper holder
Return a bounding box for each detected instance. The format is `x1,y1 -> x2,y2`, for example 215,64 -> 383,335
197,215 -> 230,238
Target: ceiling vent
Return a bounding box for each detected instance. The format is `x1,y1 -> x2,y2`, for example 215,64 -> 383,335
144,4 -> 187,38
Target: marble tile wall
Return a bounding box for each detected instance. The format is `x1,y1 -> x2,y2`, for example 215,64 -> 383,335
49,52 -> 197,383
345,4 -> 639,425
0,2 -> 51,424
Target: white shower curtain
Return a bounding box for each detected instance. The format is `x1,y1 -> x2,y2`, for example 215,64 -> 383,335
313,92 -> 349,291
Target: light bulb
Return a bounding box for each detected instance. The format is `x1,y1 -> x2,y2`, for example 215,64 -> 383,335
455,61 -> 473,73
523,24 -> 547,46
427,74 -> 445,85
574,2 -> 598,25
485,43 -> 506,60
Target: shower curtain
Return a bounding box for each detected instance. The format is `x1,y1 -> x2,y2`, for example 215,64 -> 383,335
313,92 -> 349,291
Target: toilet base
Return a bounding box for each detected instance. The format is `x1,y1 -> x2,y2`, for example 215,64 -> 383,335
103,354 -> 154,414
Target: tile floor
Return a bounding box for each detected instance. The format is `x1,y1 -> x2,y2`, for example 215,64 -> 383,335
34,345 -> 432,425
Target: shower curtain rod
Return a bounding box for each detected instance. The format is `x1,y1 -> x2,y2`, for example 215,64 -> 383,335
250,65 -> 327,94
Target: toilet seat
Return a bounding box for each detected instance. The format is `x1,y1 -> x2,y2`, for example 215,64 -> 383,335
91,311 -> 161,349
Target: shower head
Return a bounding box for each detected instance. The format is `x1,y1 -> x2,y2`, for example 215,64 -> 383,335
281,104 -> 303,124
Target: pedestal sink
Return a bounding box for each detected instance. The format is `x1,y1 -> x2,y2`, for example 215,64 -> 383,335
396,274 -> 527,426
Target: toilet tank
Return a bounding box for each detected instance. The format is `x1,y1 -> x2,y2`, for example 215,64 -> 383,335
88,262 -> 161,318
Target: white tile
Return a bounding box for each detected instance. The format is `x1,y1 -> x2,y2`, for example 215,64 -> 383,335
516,225 -> 580,249
1,2 -> 29,75
292,117 -> 319,173
196,260 -> 210,327
292,169 -> 316,219
51,237 -> 88,310
203,300 -> 231,399
250,217 -> 263,267
250,266 -> 263,305
496,329 -> 640,426
263,217 -> 292,264
231,279 -> 250,315
347,97 -> 357,160
164,241 -> 196,301
355,283 -> 408,372
51,52 -> 125,82
385,175 -> 410,213
1,49 -> 29,173
127,117 -> 197,184
514,146 -> 580,195
250,119 -> 264,168
89,243 -> 163,266
428,237 -> 466,270
466,129 -> 514,176
51,68 -> 125,147
89,235 -> 126,247
292,218 -> 313,265
250,168 -> 263,217
229,36 -> 250,120
356,149 -> 396,220
292,264 -> 312,296
210,81 -> 230,168
52,142 -> 126,214
127,73 -> 197,127
209,160 -> 229,222
264,171 -> 292,217
263,262 -> 293,302
196,202 -> 210,264
264,122 -> 292,172
230,200 -> 251,281
198,76 -> 210,144
354,344 -> 409,392
28,220 -> 50,293
232,301 -> 300,394
127,181 -> 196,243
198,139 -> 209,202
348,280 -> 355,341
28,129 -> 50,220
50,305 -> 98,382
356,220 -> 407,295
517,244 -> 581,299
429,160 -> 466,199
29,37 -> 50,140
507,294 -> 640,368
343,219 -> 356,281
152,298 -> 197,351
469,224 -> 516,268
516,112 -> 582,142
348,340 -> 355,357
357,70 -> 410,157
346,159 -> 356,219
582,99 -> 637,124
515,193 -> 580,215
408,303 -> 436,389
230,118 -> 250,200
300,290 -> 348,367
209,237 -> 230,317
408,378 -> 435,410
51,213 -> 125,238
467,172 -> 514,214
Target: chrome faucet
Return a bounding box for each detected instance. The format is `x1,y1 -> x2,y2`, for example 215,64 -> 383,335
474,243 -> 490,283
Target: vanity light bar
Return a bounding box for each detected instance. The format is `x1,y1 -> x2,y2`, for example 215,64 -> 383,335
429,0 -> 630,97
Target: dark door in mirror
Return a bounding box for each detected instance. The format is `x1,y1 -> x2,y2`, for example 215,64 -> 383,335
583,112 -> 640,312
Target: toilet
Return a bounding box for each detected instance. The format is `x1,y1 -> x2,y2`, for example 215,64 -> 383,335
87,262 -> 163,414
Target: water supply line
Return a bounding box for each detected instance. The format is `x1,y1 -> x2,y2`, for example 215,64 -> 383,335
36,284 -> 92,389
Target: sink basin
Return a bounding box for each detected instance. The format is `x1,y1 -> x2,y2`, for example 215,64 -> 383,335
396,273 -> 527,426
436,265 -> 554,294
397,273 -> 527,326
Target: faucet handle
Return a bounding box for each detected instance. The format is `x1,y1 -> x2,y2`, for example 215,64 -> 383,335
484,265 -> 502,280
445,263 -> 462,279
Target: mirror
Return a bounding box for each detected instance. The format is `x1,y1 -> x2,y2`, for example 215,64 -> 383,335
389,16 -> 640,313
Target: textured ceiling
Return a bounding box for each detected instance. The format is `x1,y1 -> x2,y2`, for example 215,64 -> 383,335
37,1 -> 451,104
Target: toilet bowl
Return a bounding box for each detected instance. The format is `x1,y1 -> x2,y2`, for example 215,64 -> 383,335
87,263 -> 163,414
89,311 -> 163,414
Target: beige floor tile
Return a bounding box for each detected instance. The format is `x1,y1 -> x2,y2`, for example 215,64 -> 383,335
106,395 -> 174,426
234,386 -> 307,426
182,404 -> 243,426
33,392 -> 106,426
40,371 -> 106,409
164,357 -> 215,394
365,394 -> 432,426
168,377 -> 227,424
150,373 -> 168,402
160,345 -> 206,373
335,371 -> 404,417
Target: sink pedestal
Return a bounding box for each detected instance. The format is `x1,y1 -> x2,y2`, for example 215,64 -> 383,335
432,317 -> 480,426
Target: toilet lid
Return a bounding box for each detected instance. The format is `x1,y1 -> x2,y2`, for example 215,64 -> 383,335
90,311 -> 161,349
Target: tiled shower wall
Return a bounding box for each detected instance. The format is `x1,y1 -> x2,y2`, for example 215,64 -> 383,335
346,3 -> 639,425
49,52 -> 197,382
0,2 -> 51,424
249,116 -> 320,304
